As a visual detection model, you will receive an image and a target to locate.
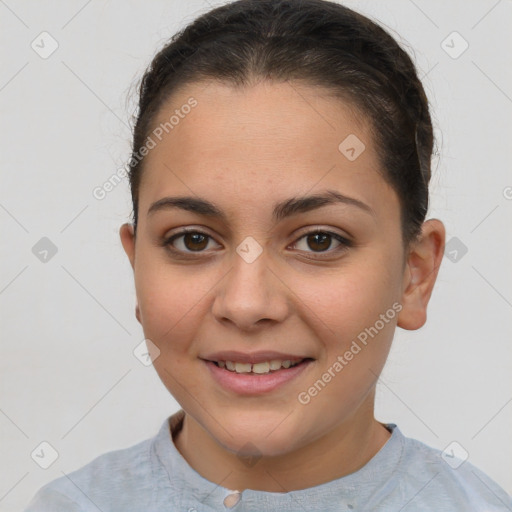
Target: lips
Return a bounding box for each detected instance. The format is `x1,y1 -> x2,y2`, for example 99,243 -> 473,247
204,357 -> 314,394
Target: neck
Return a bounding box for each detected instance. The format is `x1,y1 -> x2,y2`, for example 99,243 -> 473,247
173,397 -> 391,492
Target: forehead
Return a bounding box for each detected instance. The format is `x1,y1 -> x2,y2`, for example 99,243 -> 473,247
146,79 -> 370,166
137,80 -> 397,226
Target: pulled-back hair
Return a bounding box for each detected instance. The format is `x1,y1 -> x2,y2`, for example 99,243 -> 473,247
128,0 -> 434,243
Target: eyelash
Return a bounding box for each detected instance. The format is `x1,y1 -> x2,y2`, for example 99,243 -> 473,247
162,227 -> 353,259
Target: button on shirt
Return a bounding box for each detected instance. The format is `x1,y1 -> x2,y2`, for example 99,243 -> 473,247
24,409 -> 512,511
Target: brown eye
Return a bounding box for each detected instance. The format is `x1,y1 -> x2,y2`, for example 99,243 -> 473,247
293,230 -> 352,256
182,233 -> 209,251
306,232 -> 332,252
164,230 -> 219,253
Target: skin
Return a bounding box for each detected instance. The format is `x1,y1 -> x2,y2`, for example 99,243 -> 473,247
120,79 -> 445,492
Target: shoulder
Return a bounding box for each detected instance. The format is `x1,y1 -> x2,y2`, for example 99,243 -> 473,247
389,425 -> 512,511
23,427 -> 166,512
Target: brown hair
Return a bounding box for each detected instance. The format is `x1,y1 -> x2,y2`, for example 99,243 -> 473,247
128,0 -> 435,243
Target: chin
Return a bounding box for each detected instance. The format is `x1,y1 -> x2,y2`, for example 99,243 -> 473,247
209,417 -> 301,458
224,435 -> 296,459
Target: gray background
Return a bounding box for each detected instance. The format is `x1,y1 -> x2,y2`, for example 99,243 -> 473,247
1,0 -> 511,509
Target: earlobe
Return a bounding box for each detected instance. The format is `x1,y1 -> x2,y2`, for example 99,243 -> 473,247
397,219 -> 445,331
119,223 -> 136,270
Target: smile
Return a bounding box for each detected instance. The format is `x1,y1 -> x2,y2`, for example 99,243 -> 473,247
213,359 -> 305,374
203,358 -> 315,395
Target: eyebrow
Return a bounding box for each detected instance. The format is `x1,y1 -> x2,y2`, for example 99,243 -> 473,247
147,189 -> 375,222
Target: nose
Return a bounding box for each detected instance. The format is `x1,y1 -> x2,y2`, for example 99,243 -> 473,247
211,249 -> 290,332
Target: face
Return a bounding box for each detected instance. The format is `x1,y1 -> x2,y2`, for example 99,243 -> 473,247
121,80 -> 422,457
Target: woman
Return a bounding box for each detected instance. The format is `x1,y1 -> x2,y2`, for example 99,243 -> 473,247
25,0 -> 512,510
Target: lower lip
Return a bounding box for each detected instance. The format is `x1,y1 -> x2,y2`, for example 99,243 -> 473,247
203,359 -> 314,395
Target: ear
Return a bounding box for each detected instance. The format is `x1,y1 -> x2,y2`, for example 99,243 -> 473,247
119,223 -> 136,270
397,219 -> 445,330
120,223 -> 142,324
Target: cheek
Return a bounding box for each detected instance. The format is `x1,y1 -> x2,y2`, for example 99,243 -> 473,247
293,257 -> 401,340
133,254 -> 209,351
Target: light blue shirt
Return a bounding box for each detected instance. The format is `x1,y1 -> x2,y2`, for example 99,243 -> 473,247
24,409 -> 512,511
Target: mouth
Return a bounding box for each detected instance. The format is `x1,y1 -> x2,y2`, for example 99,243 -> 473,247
202,357 -> 315,395
208,358 -> 313,374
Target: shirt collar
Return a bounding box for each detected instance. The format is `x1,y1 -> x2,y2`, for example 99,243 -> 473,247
152,409 -> 404,510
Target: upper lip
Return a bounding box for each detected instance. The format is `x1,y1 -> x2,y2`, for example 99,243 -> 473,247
201,350 -> 313,364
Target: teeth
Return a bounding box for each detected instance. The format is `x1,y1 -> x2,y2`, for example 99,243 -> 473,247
216,359 -> 303,374
235,362 -> 252,373
269,360 -> 282,370
252,362 -> 270,374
